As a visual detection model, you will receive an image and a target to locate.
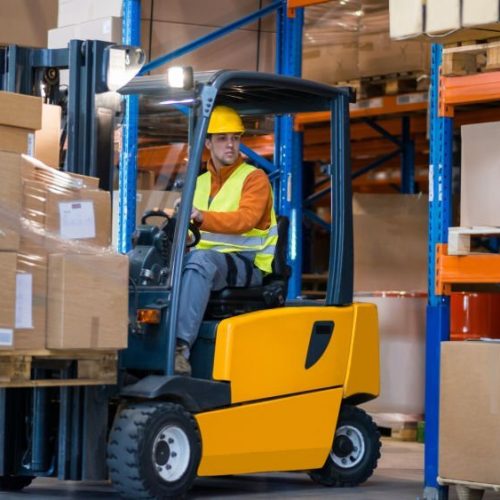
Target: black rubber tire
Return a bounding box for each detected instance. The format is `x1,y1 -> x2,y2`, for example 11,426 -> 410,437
107,402 -> 201,499
309,405 -> 381,487
0,475 -> 34,491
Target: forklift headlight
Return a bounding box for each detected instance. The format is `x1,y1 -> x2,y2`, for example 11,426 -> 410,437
167,66 -> 194,90
137,309 -> 161,325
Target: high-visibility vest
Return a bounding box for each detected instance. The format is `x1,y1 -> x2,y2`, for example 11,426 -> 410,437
193,162 -> 278,274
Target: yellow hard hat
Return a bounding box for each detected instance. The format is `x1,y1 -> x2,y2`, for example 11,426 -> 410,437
207,105 -> 244,134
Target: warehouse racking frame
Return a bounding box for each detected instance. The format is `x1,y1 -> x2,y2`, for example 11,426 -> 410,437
119,0 -> 309,298
425,42 -> 500,500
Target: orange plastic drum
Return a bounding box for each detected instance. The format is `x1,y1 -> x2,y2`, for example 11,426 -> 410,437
450,292 -> 500,341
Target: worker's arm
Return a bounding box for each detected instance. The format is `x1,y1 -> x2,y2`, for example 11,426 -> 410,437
198,169 -> 272,234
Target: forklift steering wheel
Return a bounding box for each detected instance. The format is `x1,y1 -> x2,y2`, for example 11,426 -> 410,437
141,210 -> 171,226
141,209 -> 201,248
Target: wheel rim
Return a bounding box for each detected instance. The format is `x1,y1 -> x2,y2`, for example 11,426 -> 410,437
330,424 -> 365,469
152,425 -> 191,482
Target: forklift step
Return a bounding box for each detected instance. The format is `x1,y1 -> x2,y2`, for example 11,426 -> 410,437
0,349 -> 117,388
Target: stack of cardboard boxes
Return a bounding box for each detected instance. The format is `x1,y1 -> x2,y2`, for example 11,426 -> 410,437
0,91 -> 128,352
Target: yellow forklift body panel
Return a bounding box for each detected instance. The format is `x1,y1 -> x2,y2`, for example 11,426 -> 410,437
196,387 -> 342,476
344,302 -> 380,399
212,303 -> 378,404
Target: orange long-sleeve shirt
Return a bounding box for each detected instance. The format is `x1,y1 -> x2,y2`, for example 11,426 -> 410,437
199,154 -> 273,235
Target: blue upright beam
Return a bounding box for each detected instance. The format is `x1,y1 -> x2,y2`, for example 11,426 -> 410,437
140,1 -> 281,74
275,3 -> 304,299
118,0 -> 141,253
424,43 -> 453,500
401,116 -> 416,194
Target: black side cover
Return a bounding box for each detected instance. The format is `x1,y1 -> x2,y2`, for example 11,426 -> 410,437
120,375 -> 231,412
305,321 -> 335,369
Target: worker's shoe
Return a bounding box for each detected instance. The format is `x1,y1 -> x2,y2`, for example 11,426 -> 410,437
175,341 -> 192,376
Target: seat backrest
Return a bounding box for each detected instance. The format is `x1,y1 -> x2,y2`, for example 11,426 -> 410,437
270,216 -> 290,279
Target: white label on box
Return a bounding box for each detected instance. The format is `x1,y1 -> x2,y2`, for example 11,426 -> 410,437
15,273 -> 33,329
397,92 -> 428,105
27,133 -> 35,156
59,200 -> 96,240
352,98 -> 383,111
0,329 -> 13,346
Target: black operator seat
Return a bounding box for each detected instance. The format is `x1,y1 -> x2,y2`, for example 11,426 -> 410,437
205,216 -> 290,319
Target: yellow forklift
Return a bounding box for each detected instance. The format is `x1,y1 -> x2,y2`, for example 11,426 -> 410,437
112,69 -> 381,498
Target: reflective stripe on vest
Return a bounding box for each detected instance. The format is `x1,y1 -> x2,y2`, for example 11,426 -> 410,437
193,162 -> 278,274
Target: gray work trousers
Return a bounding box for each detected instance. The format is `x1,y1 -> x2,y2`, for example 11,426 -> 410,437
176,249 -> 263,347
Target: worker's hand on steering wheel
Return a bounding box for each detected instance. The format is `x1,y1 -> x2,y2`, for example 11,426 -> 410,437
190,208 -> 203,225
186,221 -> 201,248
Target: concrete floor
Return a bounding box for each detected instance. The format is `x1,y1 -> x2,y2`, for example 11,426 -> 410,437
0,439 -> 498,499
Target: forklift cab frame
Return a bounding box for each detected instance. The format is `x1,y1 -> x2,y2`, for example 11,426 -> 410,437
119,69 -> 355,377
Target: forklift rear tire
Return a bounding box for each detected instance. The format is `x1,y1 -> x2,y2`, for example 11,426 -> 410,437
107,402 -> 201,499
0,475 -> 33,491
309,405 -> 381,487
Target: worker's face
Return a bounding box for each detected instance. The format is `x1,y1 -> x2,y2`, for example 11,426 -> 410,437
205,133 -> 241,167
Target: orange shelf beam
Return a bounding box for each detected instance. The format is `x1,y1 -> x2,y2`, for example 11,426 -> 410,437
295,94 -> 428,129
439,71 -> 500,117
436,243 -> 500,295
287,0 -> 331,16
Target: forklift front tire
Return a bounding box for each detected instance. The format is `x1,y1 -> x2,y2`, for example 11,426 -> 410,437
107,402 -> 201,499
309,405 -> 381,487
0,475 -> 34,491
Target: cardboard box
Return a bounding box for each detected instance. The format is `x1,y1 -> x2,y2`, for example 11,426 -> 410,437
0,253 -> 18,349
426,0 -> 461,34
358,33 -> 429,77
461,121 -> 500,226
353,194 -> 428,292
45,189 -> 111,248
57,0 -> 153,26
389,0 -> 425,39
0,92 -> 42,131
463,0 -> 499,26
440,341 -> 500,484
21,158 -> 110,248
0,152 -> 24,251
15,252 -> 48,350
303,42 -> 359,84
22,181 -> 111,250
48,17 -> 123,49
111,190 -> 181,247
0,0 -> 57,48
0,126 -> 34,155
150,21 -> 267,73
57,0 -> 124,26
22,157 -> 99,189
47,253 -> 128,349
34,104 -> 61,168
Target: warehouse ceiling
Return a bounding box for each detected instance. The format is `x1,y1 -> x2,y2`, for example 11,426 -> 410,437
304,0 -> 389,46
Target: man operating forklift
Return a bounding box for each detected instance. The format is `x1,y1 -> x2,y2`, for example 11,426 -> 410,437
175,105 -> 278,375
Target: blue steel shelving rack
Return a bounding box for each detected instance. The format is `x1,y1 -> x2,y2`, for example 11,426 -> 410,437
424,43 -> 453,500
119,0 -> 306,298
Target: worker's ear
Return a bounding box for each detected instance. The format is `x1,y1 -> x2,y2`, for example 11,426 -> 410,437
205,138 -> 212,150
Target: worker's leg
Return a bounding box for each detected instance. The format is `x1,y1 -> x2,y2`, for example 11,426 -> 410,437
176,250 -> 262,348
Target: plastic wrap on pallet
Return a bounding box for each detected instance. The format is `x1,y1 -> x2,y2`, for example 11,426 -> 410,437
0,150 -> 128,351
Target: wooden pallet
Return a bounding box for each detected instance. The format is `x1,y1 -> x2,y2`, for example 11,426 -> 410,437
442,40 -> 500,76
439,477 -> 500,500
335,72 -> 429,99
448,226 -> 500,255
0,349 -> 118,388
